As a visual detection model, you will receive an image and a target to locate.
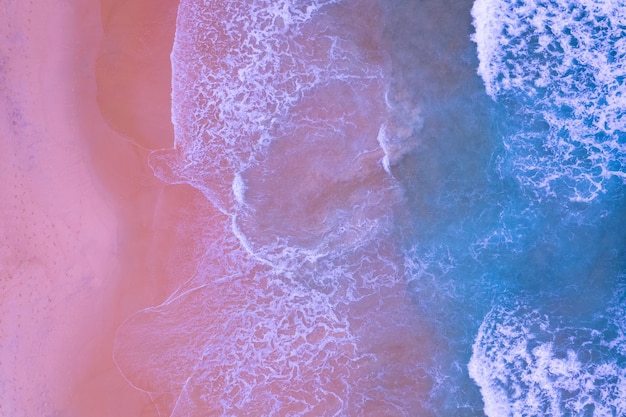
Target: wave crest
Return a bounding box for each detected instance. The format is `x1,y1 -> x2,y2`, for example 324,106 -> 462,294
469,293 -> 626,417
472,0 -> 626,202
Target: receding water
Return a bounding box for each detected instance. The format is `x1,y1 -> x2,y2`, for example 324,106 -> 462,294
113,0 -> 626,415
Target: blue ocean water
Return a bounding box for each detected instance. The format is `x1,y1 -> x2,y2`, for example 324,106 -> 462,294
113,0 -> 626,415
390,0 -> 626,415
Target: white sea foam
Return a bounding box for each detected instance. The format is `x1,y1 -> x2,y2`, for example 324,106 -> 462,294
471,0 -> 626,202
114,222 -> 426,415
115,1 -> 430,415
469,296 -> 626,417
377,90 -> 424,175
114,238 -> 360,415
151,0 -> 393,270
156,0 -> 380,213
232,172 -> 246,206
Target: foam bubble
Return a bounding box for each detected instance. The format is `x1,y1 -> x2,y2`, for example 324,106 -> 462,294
469,295 -> 626,417
471,0 -> 626,202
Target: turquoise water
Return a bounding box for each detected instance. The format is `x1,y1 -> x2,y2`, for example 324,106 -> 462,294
113,0 -> 626,415
391,0 -> 626,415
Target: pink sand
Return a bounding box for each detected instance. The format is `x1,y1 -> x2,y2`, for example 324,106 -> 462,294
0,0 -> 179,415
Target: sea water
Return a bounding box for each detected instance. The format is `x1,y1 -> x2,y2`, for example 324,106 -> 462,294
113,0 -> 626,415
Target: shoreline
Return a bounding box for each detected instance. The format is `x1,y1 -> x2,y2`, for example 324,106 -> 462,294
0,0 -> 438,415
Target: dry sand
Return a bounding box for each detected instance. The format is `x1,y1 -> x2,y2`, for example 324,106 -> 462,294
0,0 -> 180,416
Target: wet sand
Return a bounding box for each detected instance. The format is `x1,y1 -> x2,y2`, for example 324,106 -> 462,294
0,0 -> 179,416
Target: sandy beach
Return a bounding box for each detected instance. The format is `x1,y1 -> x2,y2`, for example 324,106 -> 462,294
0,0 -> 441,415
0,0 -> 179,415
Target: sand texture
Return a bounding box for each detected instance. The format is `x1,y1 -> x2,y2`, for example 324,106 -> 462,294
0,0 -> 179,415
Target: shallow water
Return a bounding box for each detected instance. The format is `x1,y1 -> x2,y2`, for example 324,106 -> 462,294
113,0 -> 626,415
